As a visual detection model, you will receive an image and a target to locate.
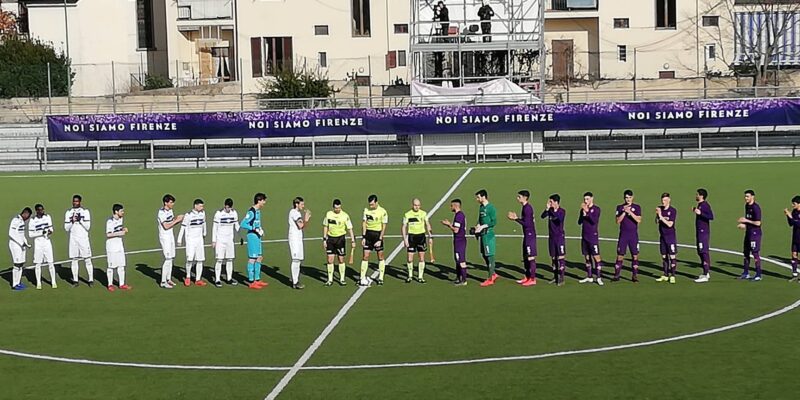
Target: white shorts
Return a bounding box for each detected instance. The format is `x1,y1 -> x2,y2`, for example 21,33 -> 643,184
33,241 -> 54,264
160,236 -> 176,259
107,250 -> 126,268
9,242 -> 26,264
185,240 -> 205,262
215,241 -> 235,260
69,238 -> 92,259
289,237 -> 304,261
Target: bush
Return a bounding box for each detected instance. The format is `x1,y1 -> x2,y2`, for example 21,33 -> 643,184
143,74 -> 173,90
258,66 -> 333,99
0,36 -> 73,98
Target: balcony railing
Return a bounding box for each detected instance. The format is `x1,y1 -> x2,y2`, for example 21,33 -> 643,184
549,0 -> 598,11
176,0 -> 233,20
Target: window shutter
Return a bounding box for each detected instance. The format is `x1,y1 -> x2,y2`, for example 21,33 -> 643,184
250,37 -> 262,77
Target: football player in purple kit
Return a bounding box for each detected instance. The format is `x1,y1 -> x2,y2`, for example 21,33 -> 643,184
541,194 -> 566,286
507,190 -> 537,286
578,192 -> 604,286
655,193 -> 679,284
737,189 -> 763,281
614,190 -> 642,282
693,188 -> 714,283
442,199 -> 468,286
785,195 -> 800,282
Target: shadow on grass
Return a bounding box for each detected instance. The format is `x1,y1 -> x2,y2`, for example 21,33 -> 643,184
261,264 -> 292,287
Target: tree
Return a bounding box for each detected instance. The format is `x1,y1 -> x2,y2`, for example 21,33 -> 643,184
258,65 -> 333,102
0,36 -> 73,98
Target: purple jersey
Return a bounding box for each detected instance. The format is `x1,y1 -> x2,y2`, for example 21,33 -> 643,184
578,204 -> 600,243
789,209 -> 800,244
615,203 -> 641,238
453,211 -> 467,240
744,202 -> 762,238
516,203 -> 536,239
657,206 -> 677,243
694,201 -> 714,238
541,207 -> 566,241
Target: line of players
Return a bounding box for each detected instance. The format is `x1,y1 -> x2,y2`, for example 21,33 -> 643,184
7,188 -> 800,291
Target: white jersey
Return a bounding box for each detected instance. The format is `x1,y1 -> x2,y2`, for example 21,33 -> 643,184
157,207 -> 176,240
8,215 -> 28,247
212,209 -> 239,243
106,217 -> 125,253
28,215 -> 54,244
178,210 -> 206,243
64,207 -> 91,242
288,209 -> 304,239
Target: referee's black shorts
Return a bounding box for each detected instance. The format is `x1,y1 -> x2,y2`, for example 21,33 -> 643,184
363,230 -> 384,251
326,236 -> 346,256
406,233 -> 428,253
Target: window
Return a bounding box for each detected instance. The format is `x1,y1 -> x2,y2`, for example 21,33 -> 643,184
394,24 -> 409,34
613,18 -> 629,29
136,0 -> 154,49
618,45 -> 627,62
706,44 -> 716,60
655,0 -> 676,29
398,50 -> 407,67
251,37 -> 294,77
702,16 -> 719,27
314,25 -> 329,35
319,52 -> 328,68
352,0 -> 371,37
659,71 -> 676,79
386,51 -> 397,69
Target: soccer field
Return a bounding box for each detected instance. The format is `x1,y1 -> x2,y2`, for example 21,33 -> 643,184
1,159 -> 799,400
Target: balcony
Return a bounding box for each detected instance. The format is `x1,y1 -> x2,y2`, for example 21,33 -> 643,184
177,0 -> 233,20
546,0 -> 599,19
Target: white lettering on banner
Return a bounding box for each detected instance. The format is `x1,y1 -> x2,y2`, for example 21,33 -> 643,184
128,123 -> 177,131
273,120 -> 311,129
314,118 -> 364,127
462,115 -> 500,124
627,109 -> 750,121
503,113 -> 554,123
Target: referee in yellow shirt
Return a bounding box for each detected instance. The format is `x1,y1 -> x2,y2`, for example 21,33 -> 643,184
402,198 -> 433,283
322,199 -> 356,286
361,194 -> 388,285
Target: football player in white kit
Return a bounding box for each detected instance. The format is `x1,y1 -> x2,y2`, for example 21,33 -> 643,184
8,207 -> 32,290
65,195 -> 93,287
105,204 -> 130,292
157,194 -> 183,289
288,197 -> 311,290
212,198 -> 240,288
29,204 -> 57,289
177,199 -> 208,287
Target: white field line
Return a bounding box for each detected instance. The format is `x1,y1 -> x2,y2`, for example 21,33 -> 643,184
0,232 -> 795,376
2,158 -> 799,179
263,167 -> 475,400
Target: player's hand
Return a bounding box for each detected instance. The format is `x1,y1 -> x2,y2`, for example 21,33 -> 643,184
361,238 -> 366,247
351,241 -> 356,248
655,207 -> 662,216
474,225 -> 485,234
175,214 -> 184,222
404,240 -> 410,248
177,240 -> 182,246
737,217 -> 747,224
737,223 -> 746,230
785,208 -> 791,216
441,219 -> 451,226
693,207 -> 701,215
375,239 -> 383,248
507,211 -> 518,220
123,227 -> 129,234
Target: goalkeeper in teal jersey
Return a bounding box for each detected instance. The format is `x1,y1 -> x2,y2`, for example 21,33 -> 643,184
241,193 -> 267,290
473,189 -> 498,287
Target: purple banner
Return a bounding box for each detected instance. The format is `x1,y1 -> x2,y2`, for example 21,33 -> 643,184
46,98 -> 800,141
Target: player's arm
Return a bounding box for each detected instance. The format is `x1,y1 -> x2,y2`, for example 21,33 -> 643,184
629,208 -> 642,224
240,210 -> 255,233
787,211 -> 800,226
586,208 -> 599,225
202,216 -> 208,238
8,220 -> 22,247
346,217 -> 356,247
322,224 -> 329,247
380,215 -> 387,242
64,211 -> 73,232
295,210 -> 311,230
401,217 -> 409,246
212,215 -> 219,245
615,208 -> 625,225
487,205 -> 497,229
80,210 -> 91,231
177,216 -> 188,245
28,219 -> 43,239
702,205 -> 714,221
425,215 -> 433,240
657,212 -> 674,228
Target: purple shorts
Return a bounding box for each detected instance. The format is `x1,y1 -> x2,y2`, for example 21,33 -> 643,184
581,239 -> 600,257
453,239 -> 467,265
744,235 -> 762,255
616,235 -> 639,256
548,238 -> 566,258
659,238 -> 677,256
696,235 -> 710,255
523,236 -> 537,258
792,241 -> 800,253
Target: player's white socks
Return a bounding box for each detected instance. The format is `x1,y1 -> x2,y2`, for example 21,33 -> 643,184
214,260 -> 223,282
35,264 -> 42,287
84,259 -> 94,282
185,262 -> 194,280
47,262 -> 56,286
71,260 -> 79,282
118,267 -> 126,286
290,260 -> 301,284
12,266 -> 22,286
161,259 -> 172,283
195,262 -> 203,282
225,260 -> 234,281
106,269 -> 114,287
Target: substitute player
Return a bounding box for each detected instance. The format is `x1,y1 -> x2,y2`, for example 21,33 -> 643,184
402,198 -> 432,283
105,204 -> 130,292
29,204 -> 57,289
288,197 -> 311,290
65,195 -> 93,287
157,194 -> 183,289
360,194 -> 388,286
541,194 -> 566,286
8,207 -> 32,290
578,192 -> 604,286
474,189 -> 498,287
614,190 -> 642,282
655,193 -> 678,284
738,189 -> 763,281
442,199 -> 467,285
177,199 -> 208,287
323,199 -> 356,286
785,196 -> 800,281
507,190 -> 537,286
693,188 -> 715,283
212,198 -> 240,288
241,193 -> 267,289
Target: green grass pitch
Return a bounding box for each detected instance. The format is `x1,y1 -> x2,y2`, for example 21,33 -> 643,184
1,159 -> 799,400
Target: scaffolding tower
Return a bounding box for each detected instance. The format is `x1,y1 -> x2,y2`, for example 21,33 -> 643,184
410,0 -> 545,97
